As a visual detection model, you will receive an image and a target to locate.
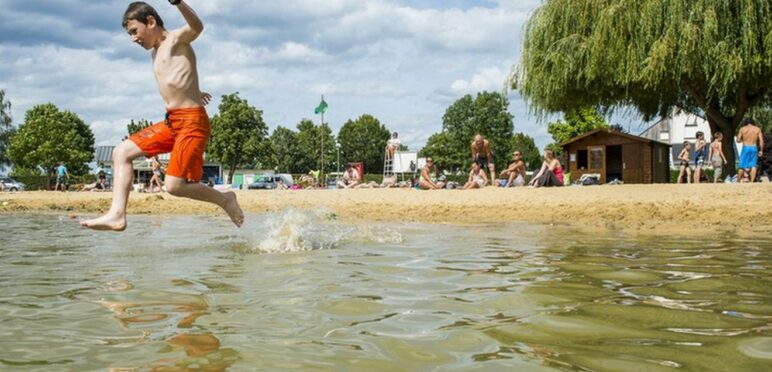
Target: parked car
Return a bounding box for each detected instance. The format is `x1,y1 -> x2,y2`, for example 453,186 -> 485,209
247,174 -> 294,190
0,176 -> 26,192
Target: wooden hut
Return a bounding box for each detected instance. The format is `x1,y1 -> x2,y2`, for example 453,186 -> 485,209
560,129 -> 670,184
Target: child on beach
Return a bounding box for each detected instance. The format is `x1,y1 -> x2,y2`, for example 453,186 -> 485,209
81,1 -> 244,231
463,162 -> 488,189
693,131 -> 708,183
677,142 -> 692,184
708,132 -> 727,183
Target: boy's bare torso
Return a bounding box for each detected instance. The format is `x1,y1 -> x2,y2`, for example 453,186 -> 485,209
152,30 -> 202,110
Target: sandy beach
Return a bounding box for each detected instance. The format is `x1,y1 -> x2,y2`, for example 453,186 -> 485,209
1,184 -> 770,235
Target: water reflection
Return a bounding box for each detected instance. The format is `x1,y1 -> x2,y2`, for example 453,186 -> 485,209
97,285 -> 239,371
0,214 -> 769,371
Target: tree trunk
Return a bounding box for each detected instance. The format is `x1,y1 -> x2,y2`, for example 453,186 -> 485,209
228,163 -> 236,184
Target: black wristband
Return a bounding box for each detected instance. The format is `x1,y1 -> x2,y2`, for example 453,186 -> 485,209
169,0 -> 181,5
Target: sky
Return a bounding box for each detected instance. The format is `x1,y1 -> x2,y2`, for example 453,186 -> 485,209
0,0 -> 648,152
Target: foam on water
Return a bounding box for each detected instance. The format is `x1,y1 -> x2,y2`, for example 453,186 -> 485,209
246,209 -> 403,253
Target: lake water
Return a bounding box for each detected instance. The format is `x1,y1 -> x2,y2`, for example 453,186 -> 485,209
0,211 -> 770,371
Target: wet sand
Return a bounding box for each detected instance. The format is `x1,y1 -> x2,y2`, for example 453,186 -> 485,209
1,184 -> 770,235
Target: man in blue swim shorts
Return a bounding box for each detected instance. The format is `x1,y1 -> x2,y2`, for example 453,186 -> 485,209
736,118 -> 764,182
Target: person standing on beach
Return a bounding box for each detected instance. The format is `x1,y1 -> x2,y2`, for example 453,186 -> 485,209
471,134 -> 495,184
708,132 -> 727,183
55,162 -> 68,192
736,118 -> 764,183
499,151 -> 526,187
693,131 -> 708,184
149,156 -> 164,193
677,142 -> 692,184
81,1 -> 244,231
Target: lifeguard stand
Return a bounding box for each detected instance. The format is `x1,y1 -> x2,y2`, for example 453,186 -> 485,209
384,151 -> 417,182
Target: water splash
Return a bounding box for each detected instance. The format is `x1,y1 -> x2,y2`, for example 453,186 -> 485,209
245,209 -> 403,253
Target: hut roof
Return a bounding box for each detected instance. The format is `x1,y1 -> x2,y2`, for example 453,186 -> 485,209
559,129 -> 670,147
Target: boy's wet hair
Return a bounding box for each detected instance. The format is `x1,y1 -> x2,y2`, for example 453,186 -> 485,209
742,118 -> 755,125
122,2 -> 164,29
683,141 -> 690,146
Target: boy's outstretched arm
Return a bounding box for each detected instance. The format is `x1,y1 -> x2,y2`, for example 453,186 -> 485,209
171,0 -> 204,43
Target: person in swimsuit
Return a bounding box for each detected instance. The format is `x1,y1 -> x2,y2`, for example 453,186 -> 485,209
499,150 -> 526,187
419,157 -> 446,190
149,156 -> 164,193
708,132 -> 728,183
96,162 -> 107,190
471,134 -> 495,184
693,131 -> 708,184
529,150 -> 564,187
677,141 -> 692,184
463,162 -> 488,189
81,1 -> 244,231
736,118 -> 764,182
337,164 -> 360,189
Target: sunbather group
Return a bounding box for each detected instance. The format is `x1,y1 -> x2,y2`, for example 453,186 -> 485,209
334,133 -> 565,190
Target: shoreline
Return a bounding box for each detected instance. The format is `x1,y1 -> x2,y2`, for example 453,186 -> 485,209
1,184 -> 770,236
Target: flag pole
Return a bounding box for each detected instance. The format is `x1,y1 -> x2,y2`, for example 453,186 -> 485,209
320,94 -> 325,188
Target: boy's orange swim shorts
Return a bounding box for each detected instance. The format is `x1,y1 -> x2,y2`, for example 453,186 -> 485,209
129,106 -> 210,182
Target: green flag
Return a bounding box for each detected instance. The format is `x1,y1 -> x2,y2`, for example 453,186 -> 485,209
314,99 -> 328,114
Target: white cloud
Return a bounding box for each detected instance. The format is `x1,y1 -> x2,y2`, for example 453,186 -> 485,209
274,42 -> 331,62
450,66 -> 509,94
0,0 -> 561,153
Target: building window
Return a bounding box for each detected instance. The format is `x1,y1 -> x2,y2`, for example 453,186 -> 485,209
589,146 -> 603,170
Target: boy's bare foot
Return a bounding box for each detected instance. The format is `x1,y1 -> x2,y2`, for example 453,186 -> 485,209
222,191 -> 244,227
80,213 -> 127,231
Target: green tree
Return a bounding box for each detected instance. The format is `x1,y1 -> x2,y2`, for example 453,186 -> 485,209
8,103 -> 95,176
208,93 -> 270,183
546,108 -> 610,154
294,119 -> 336,174
338,114 -> 391,174
514,0 -> 772,175
426,91 -> 514,172
127,118 -> 152,136
420,132 -> 456,173
0,90 -> 15,171
748,101 -> 772,134
268,126 -> 300,173
510,132 -> 541,171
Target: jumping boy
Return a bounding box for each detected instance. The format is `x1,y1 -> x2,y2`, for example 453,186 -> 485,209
82,1 -> 244,231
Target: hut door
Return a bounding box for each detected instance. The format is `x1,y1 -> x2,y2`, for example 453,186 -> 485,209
623,144 -> 642,184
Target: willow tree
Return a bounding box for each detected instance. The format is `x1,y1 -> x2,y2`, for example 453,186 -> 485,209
514,0 -> 771,174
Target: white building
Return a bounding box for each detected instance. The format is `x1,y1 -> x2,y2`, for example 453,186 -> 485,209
639,111 -> 714,168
